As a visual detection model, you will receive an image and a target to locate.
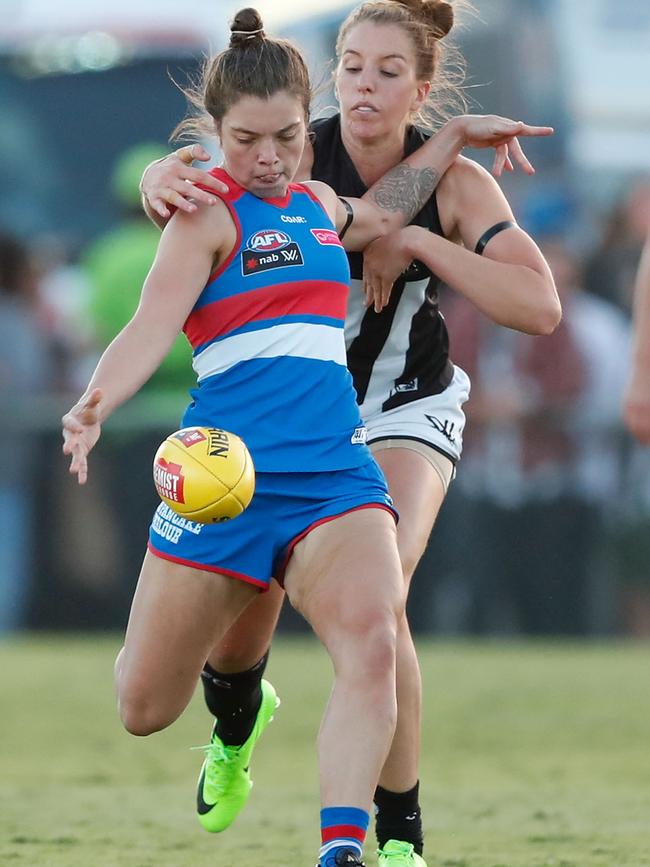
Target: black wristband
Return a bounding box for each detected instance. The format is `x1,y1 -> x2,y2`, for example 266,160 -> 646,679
474,220 -> 517,256
338,197 -> 354,241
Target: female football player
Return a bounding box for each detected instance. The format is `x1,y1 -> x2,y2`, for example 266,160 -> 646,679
139,3 -> 560,864
63,9 -> 559,866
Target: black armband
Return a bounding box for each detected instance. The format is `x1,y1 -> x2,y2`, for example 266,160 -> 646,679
338,197 -> 354,241
474,220 -> 517,256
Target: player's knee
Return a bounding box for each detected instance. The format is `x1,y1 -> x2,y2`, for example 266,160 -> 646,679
365,621 -> 398,682
119,704 -> 169,737
343,604 -> 399,682
354,622 -> 399,726
117,688 -> 174,737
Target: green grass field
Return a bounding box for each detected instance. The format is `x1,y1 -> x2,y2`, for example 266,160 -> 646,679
1,636 -> 649,867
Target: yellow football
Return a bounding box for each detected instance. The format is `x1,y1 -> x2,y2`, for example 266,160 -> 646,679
153,427 -> 255,523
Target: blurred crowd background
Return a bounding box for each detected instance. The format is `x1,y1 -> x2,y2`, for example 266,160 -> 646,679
1,0 -> 649,637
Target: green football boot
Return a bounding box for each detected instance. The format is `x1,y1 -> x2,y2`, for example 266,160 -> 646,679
196,679 -> 279,832
378,840 -> 428,866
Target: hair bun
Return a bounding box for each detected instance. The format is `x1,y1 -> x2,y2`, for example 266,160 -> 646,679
230,7 -> 265,47
421,0 -> 454,38
398,0 -> 454,39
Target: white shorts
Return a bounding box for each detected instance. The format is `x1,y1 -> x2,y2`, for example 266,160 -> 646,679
362,364 -> 471,465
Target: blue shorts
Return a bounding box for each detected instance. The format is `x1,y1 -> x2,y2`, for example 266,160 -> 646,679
148,460 -> 397,590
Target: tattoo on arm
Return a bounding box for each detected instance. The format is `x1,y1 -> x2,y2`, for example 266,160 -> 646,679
369,165 -> 441,223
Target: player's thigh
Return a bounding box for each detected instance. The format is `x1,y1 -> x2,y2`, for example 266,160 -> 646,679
284,507 -> 403,645
119,550 -> 259,706
211,579 -> 285,672
374,447 -> 448,584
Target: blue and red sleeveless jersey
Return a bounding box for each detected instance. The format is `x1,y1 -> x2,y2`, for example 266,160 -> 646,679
181,167 -> 370,472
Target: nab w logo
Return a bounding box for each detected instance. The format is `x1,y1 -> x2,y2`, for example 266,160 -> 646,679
246,229 -> 291,252
425,414 -> 457,445
281,247 -> 300,262
242,229 -> 304,276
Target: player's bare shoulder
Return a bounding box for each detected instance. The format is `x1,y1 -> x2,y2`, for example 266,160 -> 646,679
168,196 -> 237,260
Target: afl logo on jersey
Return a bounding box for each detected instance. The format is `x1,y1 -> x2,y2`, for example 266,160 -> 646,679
246,230 -> 291,252
242,228 -> 304,276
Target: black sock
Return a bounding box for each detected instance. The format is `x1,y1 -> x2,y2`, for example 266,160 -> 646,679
374,781 -> 423,856
200,651 -> 269,746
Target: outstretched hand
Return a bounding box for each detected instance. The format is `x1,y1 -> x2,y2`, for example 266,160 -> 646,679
140,144 -> 228,218
456,115 -> 554,177
62,388 -> 103,485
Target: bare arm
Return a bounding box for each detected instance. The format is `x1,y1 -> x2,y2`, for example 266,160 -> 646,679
363,115 -> 549,219
320,115 -> 553,251
62,202 -> 235,483
141,115 -> 553,231
624,232 -> 650,443
362,157 -> 561,333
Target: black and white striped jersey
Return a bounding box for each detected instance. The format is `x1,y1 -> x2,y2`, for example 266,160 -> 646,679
311,114 -> 454,419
